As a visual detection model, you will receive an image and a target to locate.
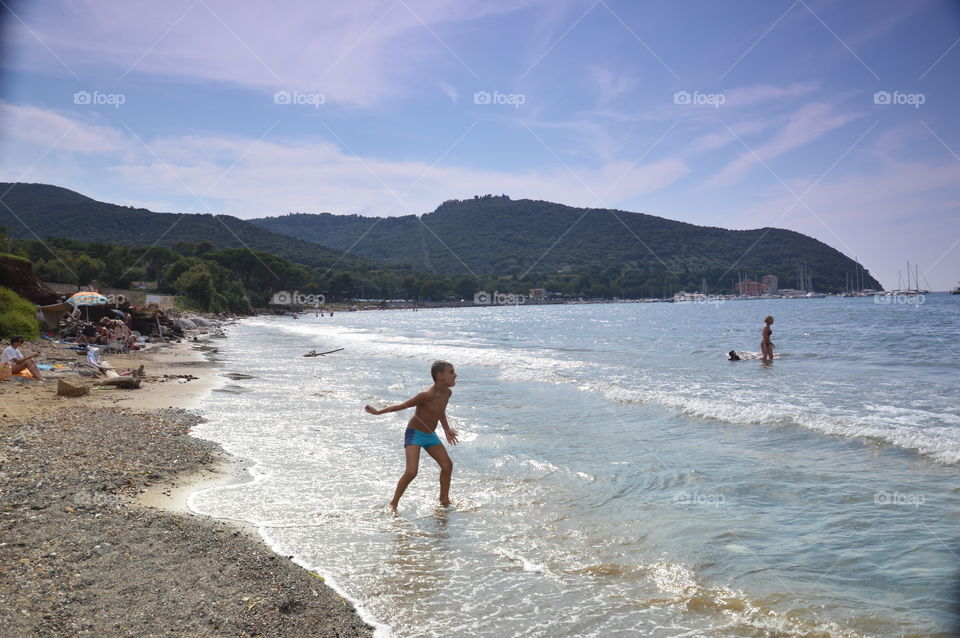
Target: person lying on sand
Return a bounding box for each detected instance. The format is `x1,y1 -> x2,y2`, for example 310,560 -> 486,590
365,360 -> 459,511
1,336 -> 45,381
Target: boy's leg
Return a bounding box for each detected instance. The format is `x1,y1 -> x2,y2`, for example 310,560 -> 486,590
425,445 -> 454,506
391,445 -> 421,510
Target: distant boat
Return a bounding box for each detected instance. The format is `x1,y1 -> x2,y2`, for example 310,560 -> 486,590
950,283 -> 960,295
881,261 -> 929,295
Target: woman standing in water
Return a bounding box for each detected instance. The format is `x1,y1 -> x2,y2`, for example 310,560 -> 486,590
761,315 -> 775,362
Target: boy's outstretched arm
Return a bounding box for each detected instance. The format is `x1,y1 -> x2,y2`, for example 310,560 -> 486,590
439,413 -> 458,445
365,393 -> 424,416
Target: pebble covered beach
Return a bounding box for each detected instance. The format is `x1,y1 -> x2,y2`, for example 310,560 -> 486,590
0,336 -> 373,637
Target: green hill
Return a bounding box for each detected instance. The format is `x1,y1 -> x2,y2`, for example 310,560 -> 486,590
0,184 -> 882,295
251,195 -> 881,292
0,182 -> 369,273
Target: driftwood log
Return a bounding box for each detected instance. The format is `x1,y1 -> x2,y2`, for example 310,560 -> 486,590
303,348 -> 344,357
92,365 -> 145,389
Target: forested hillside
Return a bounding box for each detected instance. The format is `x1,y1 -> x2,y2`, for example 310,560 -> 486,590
253,195 -> 881,292
0,183 -> 367,273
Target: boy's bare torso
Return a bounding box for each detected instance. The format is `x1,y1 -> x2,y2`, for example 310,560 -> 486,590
408,385 -> 451,433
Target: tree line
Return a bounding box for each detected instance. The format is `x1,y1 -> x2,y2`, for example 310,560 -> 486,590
7,236 -> 847,313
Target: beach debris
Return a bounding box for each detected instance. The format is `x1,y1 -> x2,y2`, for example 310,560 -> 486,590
303,348 -> 344,357
57,379 -> 91,397
161,374 -> 198,383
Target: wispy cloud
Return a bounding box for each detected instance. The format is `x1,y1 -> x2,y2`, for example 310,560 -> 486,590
0,101 -> 130,153
589,66 -> 637,105
707,102 -> 863,187
0,102 -> 685,217
9,0 -> 551,107
722,82 -> 820,107
438,81 -> 459,103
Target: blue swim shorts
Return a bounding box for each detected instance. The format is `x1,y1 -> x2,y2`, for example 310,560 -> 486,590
404,428 -> 442,448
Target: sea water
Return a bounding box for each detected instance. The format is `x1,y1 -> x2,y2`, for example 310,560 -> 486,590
189,295 -> 960,637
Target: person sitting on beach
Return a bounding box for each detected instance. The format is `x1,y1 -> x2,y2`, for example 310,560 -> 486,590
728,350 -> 741,361
761,315 -> 775,363
365,360 -> 459,511
77,323 -> 98,344
108,320 -> 135,349
1,336 -> 45,381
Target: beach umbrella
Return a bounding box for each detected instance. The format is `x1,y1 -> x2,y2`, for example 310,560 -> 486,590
66,291 -> 109,321
65,292 -> 109,306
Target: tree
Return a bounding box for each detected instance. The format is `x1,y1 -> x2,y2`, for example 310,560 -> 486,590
172,264 -> 218,311
143,246 -> 181,291
73,254 -> 105,286
165,257 -> 209,285
454,275 -> 480,300
328,271 -> 356,299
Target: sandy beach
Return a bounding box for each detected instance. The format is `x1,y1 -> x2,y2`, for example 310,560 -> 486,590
0,333 -> 373,637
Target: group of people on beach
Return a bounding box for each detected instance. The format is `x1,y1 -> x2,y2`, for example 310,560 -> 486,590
68,314 -> 138,350
367,314 -> 777,512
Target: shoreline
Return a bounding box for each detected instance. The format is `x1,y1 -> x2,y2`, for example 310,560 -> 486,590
0,329 -> 375,637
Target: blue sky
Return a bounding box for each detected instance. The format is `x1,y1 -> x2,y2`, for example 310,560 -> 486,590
1,0 -> 958,290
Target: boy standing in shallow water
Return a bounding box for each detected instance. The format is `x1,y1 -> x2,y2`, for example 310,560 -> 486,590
365,361 -> 459,511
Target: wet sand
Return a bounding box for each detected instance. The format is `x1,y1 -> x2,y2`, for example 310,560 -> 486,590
0,336 -> 373,637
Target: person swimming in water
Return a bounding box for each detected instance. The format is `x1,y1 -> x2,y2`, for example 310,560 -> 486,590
728,350 -> 741,361
761,315 -> 775,362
